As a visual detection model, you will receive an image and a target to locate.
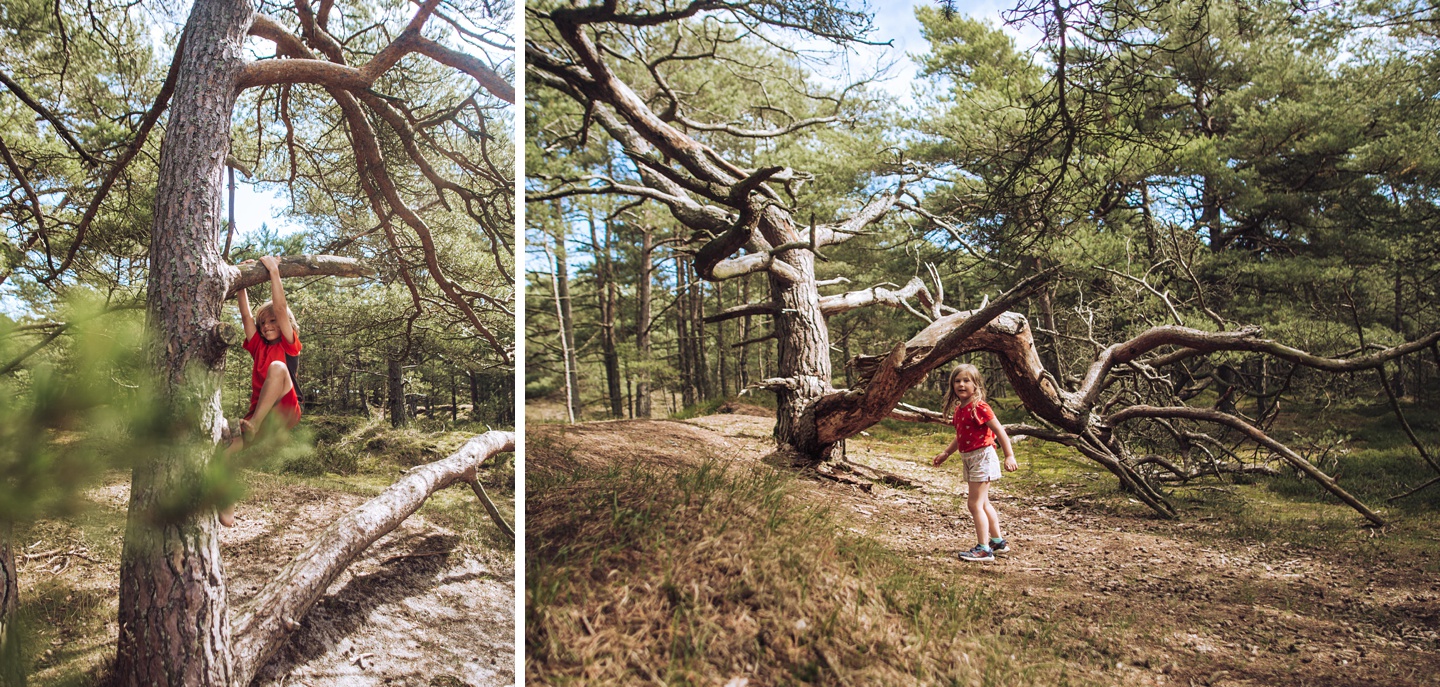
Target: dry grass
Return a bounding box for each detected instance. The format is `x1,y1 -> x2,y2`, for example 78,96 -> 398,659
525,422 -> 1086,686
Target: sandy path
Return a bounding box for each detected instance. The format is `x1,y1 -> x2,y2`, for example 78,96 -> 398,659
678,412 -> 1440,687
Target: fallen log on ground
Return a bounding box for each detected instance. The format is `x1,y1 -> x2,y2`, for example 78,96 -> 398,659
228,430 -> 514,685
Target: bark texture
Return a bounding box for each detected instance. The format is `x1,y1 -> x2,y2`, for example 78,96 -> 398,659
116,0 -> 252,683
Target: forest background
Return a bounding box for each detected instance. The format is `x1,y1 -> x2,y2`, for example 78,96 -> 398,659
526,0 -> 1439,486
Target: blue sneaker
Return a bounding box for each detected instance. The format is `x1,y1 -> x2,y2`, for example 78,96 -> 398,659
958,544 -> 995,562
989,537 -> 1010,553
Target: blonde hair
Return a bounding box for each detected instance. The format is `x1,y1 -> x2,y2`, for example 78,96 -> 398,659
254,299 -> 299,338
941,363 -> 986,419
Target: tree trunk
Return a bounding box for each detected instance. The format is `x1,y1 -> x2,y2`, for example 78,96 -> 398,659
737,274 -> 751,390
388,358 -> 407,427
691,262 -> 711,401
0,525 -> 18,687
759,208 -> 833,460
590,211 -> 623,418
675,257 -> 696,407
115,1 -> 252,683
715,282 -> 728,397
468,370 -> 479,421
634,226 -> 654,418
553,226 -> 580,421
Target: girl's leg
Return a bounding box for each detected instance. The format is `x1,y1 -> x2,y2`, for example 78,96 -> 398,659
967,481 -> 991,547
220,433 -> 241,527
984,499 -> 1003,540
241,360 -> 293,435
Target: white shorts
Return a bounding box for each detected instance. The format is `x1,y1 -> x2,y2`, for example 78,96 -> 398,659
960,445 -> 1002,483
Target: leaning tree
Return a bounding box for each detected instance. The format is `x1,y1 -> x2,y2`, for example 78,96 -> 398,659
527,0 -> 1437,524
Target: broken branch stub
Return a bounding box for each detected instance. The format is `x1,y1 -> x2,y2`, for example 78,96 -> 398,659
228,431 -> 514,686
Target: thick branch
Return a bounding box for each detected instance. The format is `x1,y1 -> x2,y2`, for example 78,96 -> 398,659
226,255 -> 374,297
414,35 -> 514,103
230,431 -> 514,686
812,268 -> 1061,444
818,276 -> 938,319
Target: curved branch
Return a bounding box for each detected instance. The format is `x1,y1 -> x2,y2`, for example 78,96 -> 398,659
414,35 -> 514,103
0,69 -> 99,167
42,26 -> 186,283
1106,405 -> 1385,526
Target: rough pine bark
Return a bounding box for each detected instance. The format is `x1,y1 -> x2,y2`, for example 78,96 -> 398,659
114,0 -> 252,683
0,526 -> 17,687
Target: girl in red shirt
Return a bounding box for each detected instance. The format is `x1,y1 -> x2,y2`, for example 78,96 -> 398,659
224,255 -> 302,526
932,364 -> 1018,562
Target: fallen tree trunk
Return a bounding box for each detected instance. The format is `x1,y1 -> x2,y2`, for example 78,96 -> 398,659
228,430 -> 514,685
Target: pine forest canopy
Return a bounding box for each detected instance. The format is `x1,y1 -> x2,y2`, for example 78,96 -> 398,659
526,0 -> 1439,523
1,0 -> 516,684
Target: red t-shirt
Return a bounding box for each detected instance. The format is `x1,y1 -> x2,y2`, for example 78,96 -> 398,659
951,400 -> 996,452
243,330 -> 303,425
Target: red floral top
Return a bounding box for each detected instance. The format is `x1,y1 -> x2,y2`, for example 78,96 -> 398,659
243,331 -> 303,422
951,400 -> 996,452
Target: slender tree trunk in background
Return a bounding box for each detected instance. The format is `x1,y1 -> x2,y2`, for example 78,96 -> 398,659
1393,265 -> 1406,397
450,373 -> 457,422
692,262 -> 711,401
676,257 -> 696,407
115,1 -> 252,683
468,370 -> 479,421
388,358 -> 407,428
0,524 -> 17,687
715,282 -> 728,397
589,211 -> 623,417
634,226 -> 654,418
738,274 -> 751,389
553,228 -> 580,421
1037,285 -> 1062,384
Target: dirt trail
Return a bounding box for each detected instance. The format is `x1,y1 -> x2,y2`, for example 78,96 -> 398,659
605,412 -> 1440,687
30,477 -> 514,687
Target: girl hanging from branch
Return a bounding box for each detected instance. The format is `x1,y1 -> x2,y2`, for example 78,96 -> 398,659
225,254 -> 303,526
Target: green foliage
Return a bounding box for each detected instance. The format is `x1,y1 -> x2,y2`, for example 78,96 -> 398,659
0,299 -> 156,522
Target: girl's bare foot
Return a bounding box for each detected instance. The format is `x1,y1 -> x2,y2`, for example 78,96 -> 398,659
219,505 -> 237,527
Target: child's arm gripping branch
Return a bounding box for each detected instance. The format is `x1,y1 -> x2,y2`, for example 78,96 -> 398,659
238,285 -> 256,340
986,415 -> 1019,472
259,255 -> 296,344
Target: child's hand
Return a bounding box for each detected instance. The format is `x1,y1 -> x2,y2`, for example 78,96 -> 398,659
259,255 -> 280,273
1004,455 -> 1018,472
932,452 -> 949,467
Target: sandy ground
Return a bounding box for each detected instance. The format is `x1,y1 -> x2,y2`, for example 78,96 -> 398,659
556,411 -> 1440,687
27,476 -> 514,687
